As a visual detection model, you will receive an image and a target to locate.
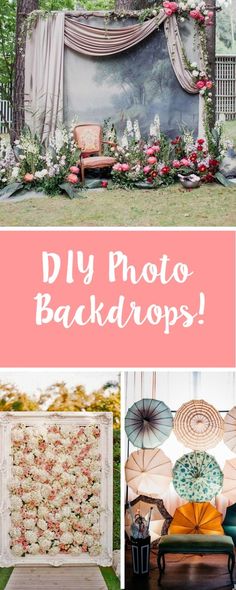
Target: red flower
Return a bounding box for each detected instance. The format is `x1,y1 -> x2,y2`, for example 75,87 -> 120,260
171,136 -> 181,145
197,139 -> 205,145
209,159 -> 219,168
161,165 -> 171,175
147,177 -> 153,183
198,164 -> 207,173
101,180 -> 108,188
189,152 -> 197,162
197,145 -> 203,152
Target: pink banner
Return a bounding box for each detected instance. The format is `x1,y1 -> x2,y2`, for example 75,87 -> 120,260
0,230 -> 234,367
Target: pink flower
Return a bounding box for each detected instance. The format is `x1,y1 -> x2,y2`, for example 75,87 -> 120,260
172,160 -> 181,169
143,166 -> 151,174
24,173 -> 34,183
67,173 -> 79,184
165,7 -> 173,15
101,180 -> 108,188
148,156 -> 157,165
163,1 -> 178,15
152,145 -> 161,153
146,147 -> 155,156
121,163 -> 130,172
70,166 -> 80,174
190,9 -> 205,22
206,80 -> 213,89
113,163 -> 123,172
196,80 -> 206,89
180,158 -> 190,167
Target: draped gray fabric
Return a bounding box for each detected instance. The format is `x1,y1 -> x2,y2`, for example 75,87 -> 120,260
25,13 -> 65,143
64,12 -> 167,56
25,11 -> 201,141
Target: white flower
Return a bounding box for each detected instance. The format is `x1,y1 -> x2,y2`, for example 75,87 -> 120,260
85,535 -> 94,547
11,167 -> 19,179
11,511 -> 22,525
61,506 -> 71,518
38,506 -> 48,519
74,531 -> 84,544
11,428 -> 24,442
192,69 -> 199,77
60,532 -> 73,545
48,545 -> 59,554
35,169 -> 48,179
28,543 -> 40,555
59,521 -> 69,532
9,527 -> 21,538
11,543 -> 24,556
11,496 -> 23,510
38,538 -> 51,551
24,519 -> 35,530
38,519 -> 47,531
25,530 -> 38,543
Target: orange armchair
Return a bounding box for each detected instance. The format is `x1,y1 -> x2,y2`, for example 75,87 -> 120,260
74,124 -> 117,184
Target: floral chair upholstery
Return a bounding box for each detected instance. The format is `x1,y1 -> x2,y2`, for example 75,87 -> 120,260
74,124 -> 116,183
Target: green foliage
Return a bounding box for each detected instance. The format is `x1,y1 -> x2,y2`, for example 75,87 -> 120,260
0,568 -> 13,590
100,568 -> 120,590
78,0 -> 115,9
216,0 -> 236,54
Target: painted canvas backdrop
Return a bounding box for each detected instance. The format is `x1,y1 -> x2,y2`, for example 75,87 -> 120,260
64,17 -> 199,138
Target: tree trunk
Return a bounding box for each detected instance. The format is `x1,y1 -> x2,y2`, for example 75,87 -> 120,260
115,0 -> 155,9
11,0 -> 39,142
206,0 -> 216,128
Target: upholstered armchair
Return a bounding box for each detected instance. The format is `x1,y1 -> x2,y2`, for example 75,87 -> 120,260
74,124 -> 117,184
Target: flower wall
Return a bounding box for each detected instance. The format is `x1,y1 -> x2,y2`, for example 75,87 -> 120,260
9,423 -> 102,558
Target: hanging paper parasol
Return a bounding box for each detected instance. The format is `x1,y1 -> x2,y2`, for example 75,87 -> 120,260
125,495 -> 172,544
224,406 -> 236,452
169,502 -> 224,535
222,458 -> 236,504
173,451 -> 223,502
174,400 -> 224,450
125,448 -> 172,497
125,398 -> 173,448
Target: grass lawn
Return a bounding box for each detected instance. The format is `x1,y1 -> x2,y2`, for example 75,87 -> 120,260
0,569 -> 13,589
224,119 -> 236,146
100,567 -> 120,590
0,183 -> 235,226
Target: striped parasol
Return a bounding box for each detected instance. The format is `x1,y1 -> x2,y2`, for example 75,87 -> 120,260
224,406 -> 236,452
222,458 -> 236,504
174,400 -> 224,450
125,398 -> 173,448
169,502 -> 224,535
173,451 -> 223,502
125,448 -> 172,498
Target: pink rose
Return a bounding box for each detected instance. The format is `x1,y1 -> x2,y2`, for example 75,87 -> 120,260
196,80 -> 206,89
180,158 -> 190,167
113,163 -> 122,172
67,173 -> 79,184
206,80 -> 213,89
24,173 -> 34,183
190,9 -> 205,22
172,160 -> 181,168
207,11 -> 214,18
70,166 -> 80,174
165,7 -> 173,15
152,145 -> 161,153
122,163 -> 130,172
143,166 -> 151,174
148,156 -> 157,165
146,147 -> 155,156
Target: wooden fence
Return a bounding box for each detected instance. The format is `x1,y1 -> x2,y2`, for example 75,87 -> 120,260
216,55 -> 236,120
0,84 -> 12,134
0,56 -> 236,133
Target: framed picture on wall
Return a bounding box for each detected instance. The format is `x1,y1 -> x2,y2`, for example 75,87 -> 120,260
0,412 -> 113,567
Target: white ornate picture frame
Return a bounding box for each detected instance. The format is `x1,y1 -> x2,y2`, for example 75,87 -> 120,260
0,412 -> 113,567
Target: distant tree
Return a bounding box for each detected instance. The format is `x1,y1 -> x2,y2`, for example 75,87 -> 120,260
0,382 -> 39,411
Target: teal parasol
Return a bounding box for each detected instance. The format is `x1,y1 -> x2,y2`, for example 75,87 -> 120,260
173,451 -> 223,502
125,398 -> 173,448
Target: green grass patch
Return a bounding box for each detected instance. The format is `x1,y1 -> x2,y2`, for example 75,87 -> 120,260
223,119 -> 236,147
0,568 -> 13,589
100,567 -> 120,590
0,183 -> 235,226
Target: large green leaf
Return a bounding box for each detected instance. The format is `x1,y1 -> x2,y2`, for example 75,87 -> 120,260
0,183 -> 24,198
59,183 -> 85,199
214,171 -> 231,187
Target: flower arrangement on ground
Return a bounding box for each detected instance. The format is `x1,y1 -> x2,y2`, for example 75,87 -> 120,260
9,423 -> 102,557
0,126 -> 81,198
111,117 -> 224,189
